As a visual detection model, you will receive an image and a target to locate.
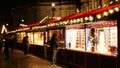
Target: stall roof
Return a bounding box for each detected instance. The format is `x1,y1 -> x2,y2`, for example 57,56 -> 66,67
40,18 -> 58,25
16,18 -> 58,30
59,4 -> 120,20
16,4 -> 120,30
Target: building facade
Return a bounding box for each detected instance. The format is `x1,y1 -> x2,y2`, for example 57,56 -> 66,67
12,1 -> 77,29
80,0 -> 120,12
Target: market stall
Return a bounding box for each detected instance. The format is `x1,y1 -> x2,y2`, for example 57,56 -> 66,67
10,4 -> 120,68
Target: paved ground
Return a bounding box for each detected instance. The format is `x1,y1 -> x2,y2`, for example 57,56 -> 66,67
0,48 -> 67,68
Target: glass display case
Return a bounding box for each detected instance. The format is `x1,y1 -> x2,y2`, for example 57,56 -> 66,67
27,32 -> 34,44
65,24 -> 85,51
16,32 -> 26,43
33,32 -> 44,45
65,21 -> 117,55
48,29 -> 65,47
86,21 -> 117,55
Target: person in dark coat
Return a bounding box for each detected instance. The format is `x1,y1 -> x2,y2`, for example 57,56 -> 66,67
50,33 -> 60,66
22,36 -> 29,55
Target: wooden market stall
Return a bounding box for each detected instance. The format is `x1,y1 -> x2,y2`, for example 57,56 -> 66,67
10,4 -> 120,68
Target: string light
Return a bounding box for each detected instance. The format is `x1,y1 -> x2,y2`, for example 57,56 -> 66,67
77,18 -> 80,23
73,19 -> 77,23
109,9 -> 114,14
70,20 -> 73,24
114,7 -> 120,12
84,17 -> 89,21
80,18 -> 84,22
89,16 -> 94,21
110,1 -> 113,4
96,14 -> 102,19
103,11 -> 109,16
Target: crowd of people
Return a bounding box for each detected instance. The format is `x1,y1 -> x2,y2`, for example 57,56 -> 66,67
0,34 -> 17,60
0,34 -> 30,60
0,33 -> 60,67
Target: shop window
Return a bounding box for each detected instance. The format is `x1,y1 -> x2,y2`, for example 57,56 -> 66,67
65,24 -> 85,51
66,29 -> 85,51
48,29 -> 65,48
16,32 -> 26,43
86,21 -> 117,55
27,32 -> 34,44
33,32 -> 44,45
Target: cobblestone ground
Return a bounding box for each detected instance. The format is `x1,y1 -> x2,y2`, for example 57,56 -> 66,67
0,48 -> 66,68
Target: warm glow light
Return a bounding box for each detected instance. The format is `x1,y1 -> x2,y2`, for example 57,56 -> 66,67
70,20 -> 73,23
110,1 -> 113,4
21,19 -> 24,22
84,17 -> 89,21
20,24 -> 27,26
52,3 -> 55,7
57,17 -> 61,20
63,21 -> 67,24
74,19 -> 77,23
103,4 -> 107,7
80,18 -> 84,22
89,16 -> 94,21
6,24 -> 9,26
103,11 -> 109,16
1,25 -> 8,34
109,9 -> 114,14
98,5 -> 101,8
60,22 -> 63,25
96,14 -> 102,19
77,19 -> 80,22
114,7 -> 119,12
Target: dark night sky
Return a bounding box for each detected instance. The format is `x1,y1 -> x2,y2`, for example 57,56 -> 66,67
0,0 -> 39,9
0,0 -> 75,8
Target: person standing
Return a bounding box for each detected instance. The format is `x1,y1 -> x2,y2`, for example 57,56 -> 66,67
22,36 -> 29,55
50,33 -> 60,66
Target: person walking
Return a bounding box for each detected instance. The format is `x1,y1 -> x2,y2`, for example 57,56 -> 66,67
50,33 -> 60,66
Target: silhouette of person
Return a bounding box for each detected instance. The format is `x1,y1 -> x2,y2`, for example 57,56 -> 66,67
4,36 -> 11,60
22,36 -> 29,55
50,33 -> 60,66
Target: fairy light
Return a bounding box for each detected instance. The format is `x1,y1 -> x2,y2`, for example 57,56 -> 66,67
109,9 -> 114,14
110,1 -> 113,4
80,18 -> 84,22
73,19 -> 77,23
103,11 -> 109,16
84,17 -> 89,21
89,16 -> 94,21
114,7 -> 120,12
96,14 -> 102,19
77,19 -> 80,22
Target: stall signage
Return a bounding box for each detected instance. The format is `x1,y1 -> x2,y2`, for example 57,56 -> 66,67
86,21 -> 117,28
66,23 -> 85,29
